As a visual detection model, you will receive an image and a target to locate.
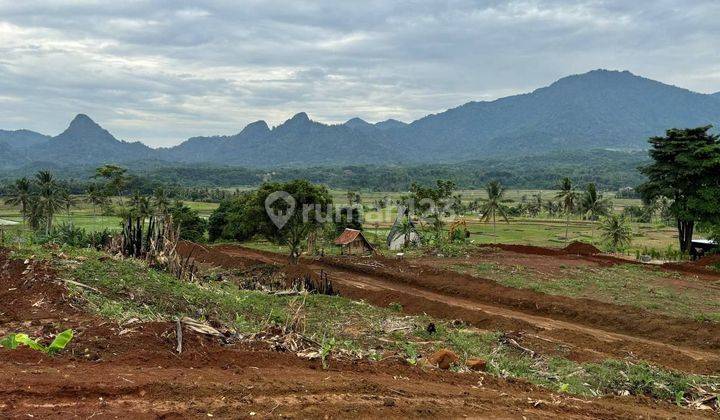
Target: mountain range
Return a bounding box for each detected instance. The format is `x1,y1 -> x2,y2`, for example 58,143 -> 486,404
1,69 -> 719,171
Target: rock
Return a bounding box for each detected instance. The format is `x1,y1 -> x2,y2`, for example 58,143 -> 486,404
383,398 -> 396,407
466,358 -> 487,371
427,348 -> 459,369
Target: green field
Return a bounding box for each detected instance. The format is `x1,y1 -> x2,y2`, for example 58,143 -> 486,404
0,189 -> 683,257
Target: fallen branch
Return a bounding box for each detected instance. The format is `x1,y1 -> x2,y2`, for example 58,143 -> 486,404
62,279 -> 101,293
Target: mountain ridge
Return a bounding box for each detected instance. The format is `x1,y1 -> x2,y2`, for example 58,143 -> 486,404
2,69 -> 720,170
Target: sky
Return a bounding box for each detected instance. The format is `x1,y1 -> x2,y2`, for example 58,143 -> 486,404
1,0 -> 719,147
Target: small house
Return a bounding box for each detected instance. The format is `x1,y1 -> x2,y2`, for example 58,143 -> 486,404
334,228 -> 374,255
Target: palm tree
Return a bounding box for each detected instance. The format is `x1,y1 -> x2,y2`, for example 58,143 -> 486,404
129,191 -> 153,228
556,178 -> 578,242
581,183 -> 611,242
34,171 -> 64,234
86,184 -> 107,220
600,214 -> 633,252
60,188 -> 78,222
153,187 -> 170,216
478,181 -> 510,234
397,218 -> 415,249
4,177 -> 32,224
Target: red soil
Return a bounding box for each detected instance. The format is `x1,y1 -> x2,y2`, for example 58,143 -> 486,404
563,241 -> 602,255
3,249 -> 710,418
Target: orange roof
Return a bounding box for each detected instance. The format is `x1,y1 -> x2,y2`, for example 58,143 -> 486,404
334,228 -> 363,245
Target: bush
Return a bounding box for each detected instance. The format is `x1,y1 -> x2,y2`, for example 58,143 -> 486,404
170,202 -> 208,242
40,223 -> 113,249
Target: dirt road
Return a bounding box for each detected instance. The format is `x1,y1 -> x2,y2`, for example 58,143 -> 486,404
196,244 -> 720,374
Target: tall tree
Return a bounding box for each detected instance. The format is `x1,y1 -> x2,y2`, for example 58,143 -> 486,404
86,183 -> 107,220
408,179 -> 456,239
478,180 -> 511,233
153,187 -> 171,216
5,177 -> 32,224
60,188 -> 78,220
638,126 -> 720,253
581,183 -> 612,242
556,177 -> 578,242
94,165 -> 128,200
34,171 -> 64,235
257,180 -> 333,264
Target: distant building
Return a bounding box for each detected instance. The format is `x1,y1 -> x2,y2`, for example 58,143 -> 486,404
387,206 -> 421,250
334,228 -> 374,255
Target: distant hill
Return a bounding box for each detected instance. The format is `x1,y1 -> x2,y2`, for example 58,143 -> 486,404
41,114 -> 154,165
392,70 -> 720,159
0,129 -> 50,154
3,70 -> 720,171
161,70 -> 720,165
162,112 -> 400,166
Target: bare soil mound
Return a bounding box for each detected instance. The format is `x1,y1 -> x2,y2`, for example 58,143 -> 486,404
696,254 -> 720,267
563,241 -> 601,255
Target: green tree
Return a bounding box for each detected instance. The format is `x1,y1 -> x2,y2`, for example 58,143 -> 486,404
169,201 -> 207,242
581,183 -> 612,242
94,165 -> 128,199
556,177 -> 578,242
408,179 -> 456,239
208,191 -> 262,242
638,126 -> 720,253
478,180 -> 510,233
5,177 -> 32,224
257,180 -> 333,263
600,214 -> 633,252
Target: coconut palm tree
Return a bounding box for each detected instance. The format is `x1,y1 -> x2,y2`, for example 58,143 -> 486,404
556,178 -> 578,242
86,183 -> 107,220
153,187 -> 170,216
60,188 -> 78,222
478,181 -> 511,234
581,183 -> 612,242
5,177 -> 32,224
600,214 -> 633,252
33,171 -> 64,235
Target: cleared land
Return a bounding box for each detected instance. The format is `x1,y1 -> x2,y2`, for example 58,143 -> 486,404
2,243 -> 719,418
0,248 -> 712,418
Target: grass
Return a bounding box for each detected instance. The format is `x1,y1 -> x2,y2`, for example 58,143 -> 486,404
449,259 -> 720,322
7,242 -> 716,405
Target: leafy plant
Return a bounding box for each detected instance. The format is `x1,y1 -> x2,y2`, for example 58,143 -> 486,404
0,329 -> 74,355
320,336 -> 336,369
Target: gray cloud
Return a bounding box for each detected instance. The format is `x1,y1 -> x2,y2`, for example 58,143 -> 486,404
1,0 -> 719,146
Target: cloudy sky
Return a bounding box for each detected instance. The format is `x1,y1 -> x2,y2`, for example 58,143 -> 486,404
1,0 -> 719,147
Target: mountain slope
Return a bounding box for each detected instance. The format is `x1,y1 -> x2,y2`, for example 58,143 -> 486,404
393,70 -> 720,160
42,114 -> 156,165
0,129 -> 50,153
